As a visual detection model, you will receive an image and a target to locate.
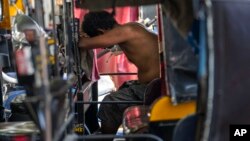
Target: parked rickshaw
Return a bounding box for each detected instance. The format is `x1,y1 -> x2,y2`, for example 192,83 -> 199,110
0,0 -> 249,141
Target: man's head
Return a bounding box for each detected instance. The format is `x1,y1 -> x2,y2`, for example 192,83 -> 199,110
82,11 -> 117,37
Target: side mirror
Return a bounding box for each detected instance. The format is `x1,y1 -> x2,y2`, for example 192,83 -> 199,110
12,13 -> 46,46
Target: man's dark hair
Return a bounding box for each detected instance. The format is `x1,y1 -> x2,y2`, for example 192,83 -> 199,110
82,11 -> 117,37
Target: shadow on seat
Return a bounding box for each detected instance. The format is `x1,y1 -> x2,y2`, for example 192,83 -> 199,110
144,78 -> 162,106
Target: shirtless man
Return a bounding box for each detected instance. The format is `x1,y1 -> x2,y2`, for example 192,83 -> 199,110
79,11 -> 160,134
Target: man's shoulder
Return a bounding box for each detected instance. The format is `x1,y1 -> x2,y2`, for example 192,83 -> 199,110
119,22 -> 146,33
123,22 -> 145,28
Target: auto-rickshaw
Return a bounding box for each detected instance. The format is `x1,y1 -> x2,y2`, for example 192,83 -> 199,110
0,0 -> 250,141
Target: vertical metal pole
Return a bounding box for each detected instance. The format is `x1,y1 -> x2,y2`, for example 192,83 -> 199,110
63,0 -> 73,74
63,0 -> 84,135
201,0 -> 215,140
70,0 -> 85,135
50,0 -> 59,77
33,0 -> 52,140
92,82 -> 98,110
35,0 -> 45,28
39,35 -> 52,141
0,68 -> 4,122
62,0 -> 74,134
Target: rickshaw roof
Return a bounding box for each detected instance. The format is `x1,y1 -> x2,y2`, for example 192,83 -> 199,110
76,0 -> 161,10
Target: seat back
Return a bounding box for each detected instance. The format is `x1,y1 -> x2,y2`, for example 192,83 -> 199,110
172,114 -> 197,141
144,78 -> 162,105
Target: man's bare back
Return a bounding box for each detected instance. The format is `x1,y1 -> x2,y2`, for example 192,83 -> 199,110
116,23 -> 160,83
79,19 -> 160,84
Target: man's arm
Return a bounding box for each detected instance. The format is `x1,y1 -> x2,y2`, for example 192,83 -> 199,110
78,25 -> 135,49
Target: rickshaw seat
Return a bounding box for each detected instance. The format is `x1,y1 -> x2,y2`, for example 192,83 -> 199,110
172,114 -> 197,141
144,78 -> 162,105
